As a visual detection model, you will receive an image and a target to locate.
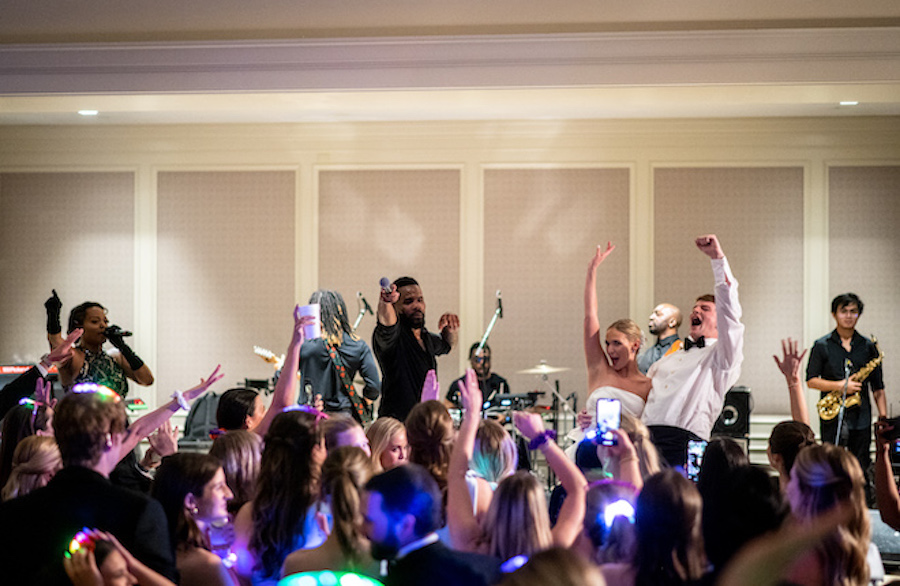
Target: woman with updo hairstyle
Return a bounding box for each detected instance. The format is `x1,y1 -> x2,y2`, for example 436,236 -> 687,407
208,430 -> 262,516
232,409 -> 327,586
406,400 -> 455,499
151,453 -> 236,586
366,416 -> 409,473
281,446 -> 378,578
1,435 -> 62,501
602,469 -> 708,586
783,443 -> 870,586
575,480 -> 637,565
768,420 -> 816,492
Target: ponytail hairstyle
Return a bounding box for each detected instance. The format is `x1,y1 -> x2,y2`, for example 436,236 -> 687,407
250,410 -> 324,579
406,401 -> 454,498
320,446 -> 375,569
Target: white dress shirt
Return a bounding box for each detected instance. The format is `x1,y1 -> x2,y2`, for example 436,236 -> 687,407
641,257 -> 744,440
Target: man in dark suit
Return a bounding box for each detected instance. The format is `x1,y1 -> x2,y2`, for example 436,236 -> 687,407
0,383 -> 176,585
363,464 -> 501,586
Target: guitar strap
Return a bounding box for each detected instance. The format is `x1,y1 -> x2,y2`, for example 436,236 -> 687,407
327,343 -> 373,425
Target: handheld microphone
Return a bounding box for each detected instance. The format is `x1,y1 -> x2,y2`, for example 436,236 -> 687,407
105,325 -> 133,337
380,277 -> 392,294
358,292 -> 374,315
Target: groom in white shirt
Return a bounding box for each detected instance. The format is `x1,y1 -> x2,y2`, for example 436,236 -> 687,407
641,234 -> 745,468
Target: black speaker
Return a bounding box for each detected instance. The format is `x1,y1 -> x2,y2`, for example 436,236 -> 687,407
712,386 -> 752,438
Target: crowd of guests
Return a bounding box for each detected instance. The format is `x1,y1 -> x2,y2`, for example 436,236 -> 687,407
0,237 -> 896,586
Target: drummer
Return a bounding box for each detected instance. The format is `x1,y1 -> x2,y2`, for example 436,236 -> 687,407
445,342 -> 510,409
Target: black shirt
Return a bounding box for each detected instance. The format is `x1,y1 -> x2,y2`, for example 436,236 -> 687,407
806,329 -> 884,430
373,321 -> 451,421
445,372 -> 510,408
298,334 -> 381,413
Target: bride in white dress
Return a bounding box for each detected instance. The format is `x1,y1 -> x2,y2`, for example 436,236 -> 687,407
569,242 -> 651,448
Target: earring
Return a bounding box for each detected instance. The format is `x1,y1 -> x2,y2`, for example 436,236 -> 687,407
104,433 -> 113,450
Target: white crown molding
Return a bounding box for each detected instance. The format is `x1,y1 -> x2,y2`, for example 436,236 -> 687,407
1,27 -> 899,95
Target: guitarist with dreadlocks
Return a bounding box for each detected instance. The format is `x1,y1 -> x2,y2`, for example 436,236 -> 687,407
299,289 -> 382,423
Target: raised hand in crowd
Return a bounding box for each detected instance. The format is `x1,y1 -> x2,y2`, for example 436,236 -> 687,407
774,337 -> 809,425
596,428 -> 643,491
421,369 -> 440,403
120,365 -> 223,460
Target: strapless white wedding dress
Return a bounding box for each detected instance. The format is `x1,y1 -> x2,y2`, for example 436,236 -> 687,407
565,386 -> 646,457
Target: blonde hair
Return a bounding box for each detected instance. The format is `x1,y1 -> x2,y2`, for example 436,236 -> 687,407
618,414 -> 661,480
366,417 -> 405,474
789,444 -> 870,586
319,447 -> 374,570
483,471 -> 553,560
471,419 -> 517,483
499,547 -> 606,586
2,436 -> 61,501
208,429 -> 262,515
606,319 -> 644,349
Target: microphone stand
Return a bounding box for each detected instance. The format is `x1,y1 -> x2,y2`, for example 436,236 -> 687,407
475,291 -> 503,356
352,292 -> 374,332
835,359 -> 852,445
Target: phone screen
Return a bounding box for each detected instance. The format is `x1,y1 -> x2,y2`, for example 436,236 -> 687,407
596,398 -> 621,446
687,440 -> 708,482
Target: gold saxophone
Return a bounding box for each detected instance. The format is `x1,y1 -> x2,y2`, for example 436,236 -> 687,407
817,336 -> 884,421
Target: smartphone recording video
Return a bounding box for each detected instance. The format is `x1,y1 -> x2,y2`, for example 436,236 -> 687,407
687,439 -> 708,482
596,398 -> 622,447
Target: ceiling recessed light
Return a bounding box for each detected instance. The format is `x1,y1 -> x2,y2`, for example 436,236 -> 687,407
839,101 -> 859,106
78,110 -> 99,116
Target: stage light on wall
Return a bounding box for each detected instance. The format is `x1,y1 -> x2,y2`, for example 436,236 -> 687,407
839,101 -> 859,106
78,110 -> 99,116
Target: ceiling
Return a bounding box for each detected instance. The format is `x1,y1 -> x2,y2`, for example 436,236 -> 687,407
1,84 -> 898,126
1,2 -> 899,126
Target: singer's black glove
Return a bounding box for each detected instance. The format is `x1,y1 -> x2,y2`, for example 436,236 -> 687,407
45,289 -> 62,335
106,325 -> 145,371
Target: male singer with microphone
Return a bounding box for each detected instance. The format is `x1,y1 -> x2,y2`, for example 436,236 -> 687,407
374,277 -> 459,421
641,235 -> 744,468
807,293 -> 885,504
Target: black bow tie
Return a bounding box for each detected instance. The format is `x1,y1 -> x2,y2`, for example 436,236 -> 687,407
685,336 -> 706,351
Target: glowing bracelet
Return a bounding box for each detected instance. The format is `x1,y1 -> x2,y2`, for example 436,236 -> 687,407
171,390 -> 190,411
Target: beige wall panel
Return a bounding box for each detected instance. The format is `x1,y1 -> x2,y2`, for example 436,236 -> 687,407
654,167 -> 804,414
483,168 -> 630,410
157,171 -> 295,402
829,165 -> 900,415
317,169 -> 461,389
0,172 -> 134,364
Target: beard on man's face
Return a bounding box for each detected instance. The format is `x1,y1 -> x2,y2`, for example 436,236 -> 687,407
369,530 -> 402,560
399,310 -> 426,329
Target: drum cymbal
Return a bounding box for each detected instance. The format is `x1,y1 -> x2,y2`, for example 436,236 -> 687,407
516,361 -> 570,375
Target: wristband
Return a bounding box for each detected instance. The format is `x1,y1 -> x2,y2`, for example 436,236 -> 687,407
527,430 -> 557,451
171,390 -> 190,411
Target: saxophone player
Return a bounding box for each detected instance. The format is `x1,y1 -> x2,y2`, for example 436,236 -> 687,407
807,293 -> 885,504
